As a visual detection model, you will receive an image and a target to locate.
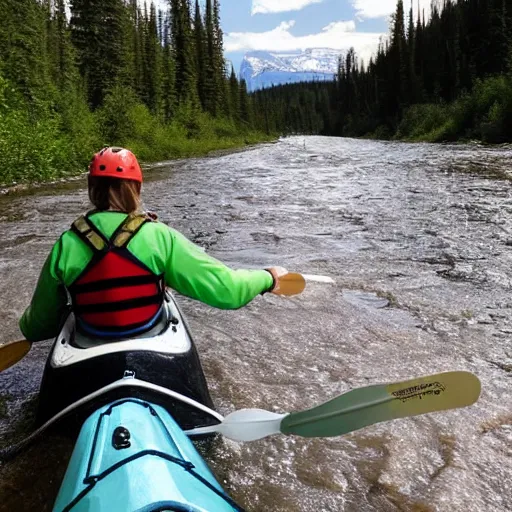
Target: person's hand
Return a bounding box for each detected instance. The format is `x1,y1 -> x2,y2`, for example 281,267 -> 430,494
266,266 -> 288,294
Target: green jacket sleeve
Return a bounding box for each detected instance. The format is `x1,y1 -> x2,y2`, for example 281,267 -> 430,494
19,239 -> 69,342
165,229 -> 274,309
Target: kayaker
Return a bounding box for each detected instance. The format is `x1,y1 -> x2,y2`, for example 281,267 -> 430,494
19,147 -> 287,342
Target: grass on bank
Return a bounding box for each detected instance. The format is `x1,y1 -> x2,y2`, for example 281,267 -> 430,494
0,82 -> 273,187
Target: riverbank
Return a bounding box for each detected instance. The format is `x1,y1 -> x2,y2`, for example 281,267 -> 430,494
0,134 -> 277,197
0,76 -> 275,189
365,76 -> 512,145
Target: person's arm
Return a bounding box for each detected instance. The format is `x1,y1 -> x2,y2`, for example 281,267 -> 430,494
165,229 -> 275,309
19,239 -> 69,342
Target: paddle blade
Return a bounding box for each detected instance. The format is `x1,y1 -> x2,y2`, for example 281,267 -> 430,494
273,273 -> 306,296
281,371 -> 481,438
0,340 -> 31,372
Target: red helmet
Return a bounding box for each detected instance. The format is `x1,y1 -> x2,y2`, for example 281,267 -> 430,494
89,147 -> 143,183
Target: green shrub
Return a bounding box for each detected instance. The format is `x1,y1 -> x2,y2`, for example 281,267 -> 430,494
396,75 -> 512,143
397,103 -> 450,140
0,76 -> 273,186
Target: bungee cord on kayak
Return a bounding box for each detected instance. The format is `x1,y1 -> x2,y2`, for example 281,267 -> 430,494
58,402 -> 247,512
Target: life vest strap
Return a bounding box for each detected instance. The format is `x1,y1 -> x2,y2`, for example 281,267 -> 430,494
71,216 -> 108,252
71,212 -> 155,254
77,305 -> 164,338
112,213 -> 153,248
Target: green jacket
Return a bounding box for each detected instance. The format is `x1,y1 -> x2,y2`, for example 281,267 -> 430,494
20,211 -> 273,342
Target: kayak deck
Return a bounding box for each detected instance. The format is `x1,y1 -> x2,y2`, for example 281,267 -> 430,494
53,398 -> 241,512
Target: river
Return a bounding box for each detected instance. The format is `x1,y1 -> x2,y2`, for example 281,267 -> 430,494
0,136 -> 511,511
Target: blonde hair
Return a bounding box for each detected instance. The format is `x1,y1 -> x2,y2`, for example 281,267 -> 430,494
88,176 -> 142,213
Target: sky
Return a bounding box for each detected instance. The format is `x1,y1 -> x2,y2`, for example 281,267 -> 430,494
153,0 -> 432,73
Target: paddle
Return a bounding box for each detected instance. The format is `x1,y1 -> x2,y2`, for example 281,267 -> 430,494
271,272 -> 335,296
185,371 -> 481,441
0,340 -> 31,373
0,371 -> 480,462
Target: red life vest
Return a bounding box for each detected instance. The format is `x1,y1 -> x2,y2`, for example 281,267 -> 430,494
69,213 -> 164,335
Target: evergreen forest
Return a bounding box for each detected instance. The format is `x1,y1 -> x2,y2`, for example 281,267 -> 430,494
253,0 -> 512,143
2,0 -> 512,186
0,0 -> 265,186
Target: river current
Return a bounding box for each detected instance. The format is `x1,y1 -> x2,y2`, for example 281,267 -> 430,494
0,136 -> 511,511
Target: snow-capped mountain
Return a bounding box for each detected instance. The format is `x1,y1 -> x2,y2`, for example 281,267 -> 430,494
240,49 -> 342,92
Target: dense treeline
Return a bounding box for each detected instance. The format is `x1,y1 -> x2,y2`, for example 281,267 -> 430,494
254,0 -> 512,143
0,0 -> 263,186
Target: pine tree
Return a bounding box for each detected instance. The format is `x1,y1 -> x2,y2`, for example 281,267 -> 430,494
413,7 -> 424,99
229,66 -> 240,121
213,0 -> 229,116
145,3 -> 163,115
239,78 -> 252,125
0,0 -> 53,103
126,0 -> 143,101
170,0 -> 198,105
194,0 -> 207,110
70,0 -> 129,108
389,0 -> 408,110
406,5 -> 419,104
162,9 -> 177,121
203,0 -> 217,114
44,0 -> 77,92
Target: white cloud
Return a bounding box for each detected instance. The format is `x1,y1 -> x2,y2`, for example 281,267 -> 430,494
352,0 -> 395,19
226,20 -> 384,65
252,0 -> 324,15
352,0 -> 432,20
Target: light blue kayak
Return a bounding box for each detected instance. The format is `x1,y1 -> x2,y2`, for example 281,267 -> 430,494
53,398 -> 242,512
34,296 -> 242,511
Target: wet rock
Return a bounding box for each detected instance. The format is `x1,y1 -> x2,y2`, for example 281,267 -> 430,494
437,263 -> 475,281
489,312 -> 507,320
387,272 -> 407,278
250,232 -> 282,243
342,290 -> 390,309
476,316 -> 494,325
489,361 -> 512,372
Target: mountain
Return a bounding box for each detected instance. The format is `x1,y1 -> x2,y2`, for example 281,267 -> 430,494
240,49 -> 342,92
